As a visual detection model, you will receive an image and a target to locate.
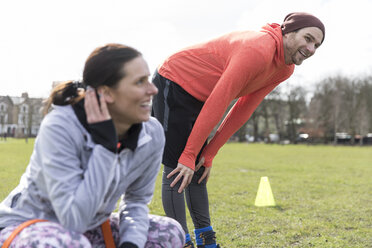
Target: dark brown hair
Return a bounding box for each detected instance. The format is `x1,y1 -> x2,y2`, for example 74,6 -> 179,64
43,43 -> 141,115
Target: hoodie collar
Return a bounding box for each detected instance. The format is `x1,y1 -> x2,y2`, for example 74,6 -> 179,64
261,23 -> 293,68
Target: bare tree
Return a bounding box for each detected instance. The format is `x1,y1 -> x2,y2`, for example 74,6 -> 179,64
340,78 -> 365,144
360,77 -> 372,137
310,76 -> 350,143
284,84 -> 307,143
266,87 -> 287,141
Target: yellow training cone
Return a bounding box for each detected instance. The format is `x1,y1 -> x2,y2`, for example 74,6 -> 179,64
254,176 -> 276,207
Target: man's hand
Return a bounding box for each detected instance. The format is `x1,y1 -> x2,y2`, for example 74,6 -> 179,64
167,163 -> 194,193
195,157 -> 211,184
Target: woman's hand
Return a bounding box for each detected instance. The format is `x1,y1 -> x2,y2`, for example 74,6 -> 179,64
84,86 -> 111,124
84,87 -> 117,152
195,157 -> 211,184
167,163 -> 194,193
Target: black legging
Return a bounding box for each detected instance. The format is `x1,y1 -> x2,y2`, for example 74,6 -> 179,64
162,165 -> 211,234
152,71 -> 211,234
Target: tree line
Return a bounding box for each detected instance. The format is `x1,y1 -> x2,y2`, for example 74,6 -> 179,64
230,74 -> 372,145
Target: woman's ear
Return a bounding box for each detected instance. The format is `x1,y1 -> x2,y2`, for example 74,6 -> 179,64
98,85 -> 114,103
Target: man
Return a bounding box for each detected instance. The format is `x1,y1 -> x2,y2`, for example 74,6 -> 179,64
152,12 -> 325,248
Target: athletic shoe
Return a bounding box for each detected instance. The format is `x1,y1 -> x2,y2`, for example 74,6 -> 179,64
195,230 -> 220,248
184,240 -> 195,248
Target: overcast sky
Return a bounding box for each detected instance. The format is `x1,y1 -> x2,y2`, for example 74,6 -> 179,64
1,0 -> 371,98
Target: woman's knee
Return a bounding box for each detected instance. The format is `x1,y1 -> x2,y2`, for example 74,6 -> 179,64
147,214 -> 185,248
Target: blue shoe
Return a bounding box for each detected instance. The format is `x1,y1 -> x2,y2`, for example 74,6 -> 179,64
195,230 -> 220,248
184,240 -> 195,248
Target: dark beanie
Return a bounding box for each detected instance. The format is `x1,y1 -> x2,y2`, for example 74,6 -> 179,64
281,12 -> 325,43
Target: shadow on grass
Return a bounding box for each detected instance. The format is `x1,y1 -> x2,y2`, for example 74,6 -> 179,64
253,204 -> 285,211
273,205 -> 285,211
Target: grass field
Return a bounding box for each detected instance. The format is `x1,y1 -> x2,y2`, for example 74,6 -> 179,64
1,138 -> 371,247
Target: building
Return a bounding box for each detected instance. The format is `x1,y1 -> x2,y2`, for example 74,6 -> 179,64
0,93 -> 44,138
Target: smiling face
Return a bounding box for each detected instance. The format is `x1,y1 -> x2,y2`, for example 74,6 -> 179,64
283,27 -> 323,65
104,56 -> 158,131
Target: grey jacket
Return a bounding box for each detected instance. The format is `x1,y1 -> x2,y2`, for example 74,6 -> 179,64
0,105 -> 165,248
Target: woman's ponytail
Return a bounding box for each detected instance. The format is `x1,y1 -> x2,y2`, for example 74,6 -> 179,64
43,81 -> 85,115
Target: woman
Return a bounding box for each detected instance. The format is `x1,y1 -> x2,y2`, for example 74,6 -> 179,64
0,44 -> 185,248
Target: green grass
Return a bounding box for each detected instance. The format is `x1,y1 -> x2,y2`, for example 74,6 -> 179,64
0,138 -> 35,200
1,139 -> 371,247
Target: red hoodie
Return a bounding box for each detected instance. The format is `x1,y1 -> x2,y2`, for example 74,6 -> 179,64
158,23 -> 295,170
